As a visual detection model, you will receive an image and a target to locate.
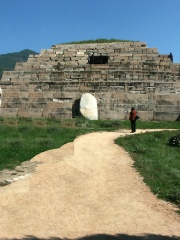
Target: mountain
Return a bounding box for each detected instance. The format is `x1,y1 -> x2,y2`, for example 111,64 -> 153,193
0,49 -> 38,79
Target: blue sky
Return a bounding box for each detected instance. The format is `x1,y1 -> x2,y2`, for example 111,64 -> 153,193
0,0 -> 180,62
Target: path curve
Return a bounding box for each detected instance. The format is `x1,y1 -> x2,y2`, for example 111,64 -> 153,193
0,129 -> 179,239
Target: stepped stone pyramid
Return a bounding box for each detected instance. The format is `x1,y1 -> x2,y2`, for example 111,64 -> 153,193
0,41 -> 180,120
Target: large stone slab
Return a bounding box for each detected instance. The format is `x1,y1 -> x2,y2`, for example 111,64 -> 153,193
80,93 -> 98,120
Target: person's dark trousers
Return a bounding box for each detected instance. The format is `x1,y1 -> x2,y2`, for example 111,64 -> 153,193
131,120 -> 136,132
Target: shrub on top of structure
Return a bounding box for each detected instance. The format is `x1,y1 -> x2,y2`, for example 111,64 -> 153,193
62,38 -> 138,44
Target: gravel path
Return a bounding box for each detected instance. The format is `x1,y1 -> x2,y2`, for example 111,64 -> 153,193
0,129 -> 179,239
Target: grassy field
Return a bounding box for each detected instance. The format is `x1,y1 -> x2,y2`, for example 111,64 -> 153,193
0,117 -> 179,208
0,117 -> 124,170
115,130 -> 180,209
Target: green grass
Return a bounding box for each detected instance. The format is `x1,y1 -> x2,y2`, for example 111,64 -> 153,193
62,38 -> 137,44
115,130 -> 180,208
0,117 -> 124,170
0,125 -> 77,170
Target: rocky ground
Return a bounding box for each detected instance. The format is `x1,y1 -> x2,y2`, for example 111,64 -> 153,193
0,161 -> 41,187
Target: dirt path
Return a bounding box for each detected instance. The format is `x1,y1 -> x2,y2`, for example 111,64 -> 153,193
0,129 -> 179,239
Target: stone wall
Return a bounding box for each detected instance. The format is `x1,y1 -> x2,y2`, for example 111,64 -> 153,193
0,42 -> 180,120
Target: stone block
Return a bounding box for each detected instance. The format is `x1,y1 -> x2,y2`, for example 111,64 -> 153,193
153,111 -> 180,121
137,111 -> 153,120
46,101 -> 63,108
110,109 -> 127,120
3,101 -> 26,108
0,108 -> 18,117
28,93 -> 44,98
28,102 -> 47,108
28,108 -> 43,118
155,105 -> 180,112
2,92 -> 20,97
17,109 -> 30,117
76,51 -> 85,56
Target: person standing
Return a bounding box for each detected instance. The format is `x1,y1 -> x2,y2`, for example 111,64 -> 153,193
129,107 -> 137,133
168,52 -> 173,62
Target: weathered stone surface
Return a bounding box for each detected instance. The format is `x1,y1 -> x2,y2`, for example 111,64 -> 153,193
0,161 -> 41,187
80,93 -> 98,120
0,41 -> 180,120
15,166 -> 24,172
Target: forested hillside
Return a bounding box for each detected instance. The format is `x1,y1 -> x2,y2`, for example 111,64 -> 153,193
0,49 -> 38,78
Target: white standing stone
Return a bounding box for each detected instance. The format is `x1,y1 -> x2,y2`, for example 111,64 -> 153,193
80,93 -> 98,120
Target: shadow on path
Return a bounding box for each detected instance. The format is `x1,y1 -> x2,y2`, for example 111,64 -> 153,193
2,233 -> 180,240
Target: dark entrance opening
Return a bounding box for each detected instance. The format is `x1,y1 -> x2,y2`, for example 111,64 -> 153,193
176,114 -> 180,121
72,98 -> 81,118
88,55 -> 109,64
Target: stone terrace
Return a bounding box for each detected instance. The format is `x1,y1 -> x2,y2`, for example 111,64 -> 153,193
0,41 -> 180,120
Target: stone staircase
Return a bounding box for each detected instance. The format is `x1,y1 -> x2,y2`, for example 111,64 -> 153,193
0,41 -> 180,120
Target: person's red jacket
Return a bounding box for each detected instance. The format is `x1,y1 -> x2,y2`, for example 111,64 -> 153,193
129,109 -> 137,121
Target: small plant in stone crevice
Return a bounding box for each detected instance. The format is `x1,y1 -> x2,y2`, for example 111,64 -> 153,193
123,62 -> 131,68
